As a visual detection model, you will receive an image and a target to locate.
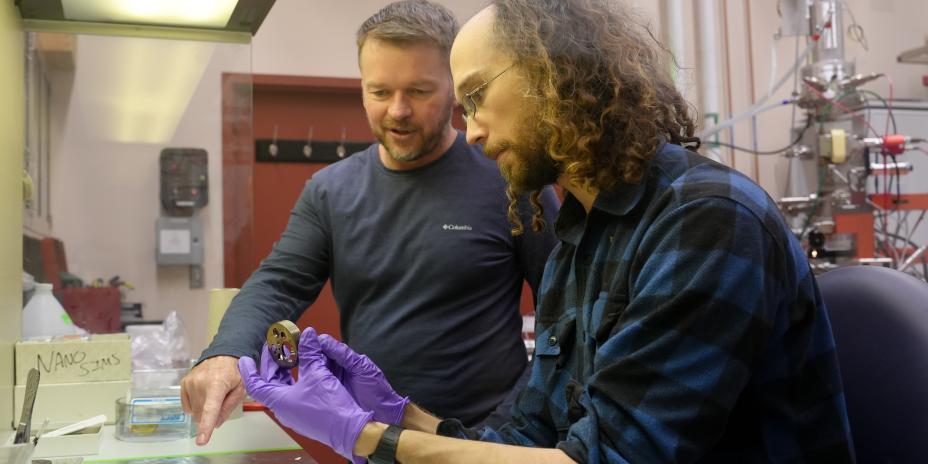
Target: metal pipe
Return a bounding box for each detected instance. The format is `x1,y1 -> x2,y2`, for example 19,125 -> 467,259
811,0 -> 844,64
696,0 -> 723,163
666,0 -> 687,99
808,0 -> 852,82
744,0 -> 760,182
899,246 -> 927,273
720,0 -> 736,168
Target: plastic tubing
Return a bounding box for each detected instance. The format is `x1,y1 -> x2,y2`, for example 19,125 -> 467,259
698,34 -> 815,139
698,98 -> 795,139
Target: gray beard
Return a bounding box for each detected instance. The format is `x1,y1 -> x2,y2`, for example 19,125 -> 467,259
377,106 -> 452,164
383,139 -> 434,163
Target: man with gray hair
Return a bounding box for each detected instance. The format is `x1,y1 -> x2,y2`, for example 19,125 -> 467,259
181,0 -> 558,447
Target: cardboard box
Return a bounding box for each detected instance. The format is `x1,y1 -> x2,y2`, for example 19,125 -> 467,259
15,334 -> 131,385
14,380 -> 130,428
33,424 -> 103,458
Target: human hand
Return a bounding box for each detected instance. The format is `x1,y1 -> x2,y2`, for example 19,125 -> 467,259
181,355 -> 245,445
320,334 -> 410,425
239,327 -> 374,460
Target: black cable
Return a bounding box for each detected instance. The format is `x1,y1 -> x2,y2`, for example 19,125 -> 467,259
874,152 -> 901,240
891,153 -> 902,206
872,149 -> 893,258
883,153 -> 900,208
712,118 -> 813,155
889,153 -> 905,247
715,90 -> 894,157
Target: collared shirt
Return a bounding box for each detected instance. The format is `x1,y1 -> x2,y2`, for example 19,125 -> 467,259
439,143 -> 854,463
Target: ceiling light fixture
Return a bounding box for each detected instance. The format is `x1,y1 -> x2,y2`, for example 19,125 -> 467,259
15,0 -> 274,43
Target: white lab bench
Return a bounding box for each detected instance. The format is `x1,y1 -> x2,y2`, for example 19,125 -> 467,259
0,411 -> 312,463
80,411 -> 307,463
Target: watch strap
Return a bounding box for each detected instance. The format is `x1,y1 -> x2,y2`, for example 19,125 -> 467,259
368,424 -> 403,464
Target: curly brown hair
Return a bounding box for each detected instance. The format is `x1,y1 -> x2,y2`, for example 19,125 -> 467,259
490,0 -> 696,234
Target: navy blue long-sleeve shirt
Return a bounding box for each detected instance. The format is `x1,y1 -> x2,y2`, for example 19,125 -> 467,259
201,132 -> 559,424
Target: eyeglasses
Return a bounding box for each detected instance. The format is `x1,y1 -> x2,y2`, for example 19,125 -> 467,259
461,64 -> 512,123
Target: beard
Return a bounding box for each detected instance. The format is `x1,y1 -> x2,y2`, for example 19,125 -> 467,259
485,118 -> 559,193
372,98 -> 454,164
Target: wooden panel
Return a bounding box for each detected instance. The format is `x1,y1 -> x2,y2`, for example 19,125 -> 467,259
39,237 -> 67,289
251,162 -> 344,339
251,73 -> 373,339
35,32 -> 74,71
253,90 -> 371,144
252,74 -> 363,93
224,74 -> 371,464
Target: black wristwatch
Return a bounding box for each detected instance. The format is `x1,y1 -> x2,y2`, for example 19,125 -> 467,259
367,424 -> 403,464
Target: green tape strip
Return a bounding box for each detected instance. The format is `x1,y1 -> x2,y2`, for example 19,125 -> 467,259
82,446 -> 302,463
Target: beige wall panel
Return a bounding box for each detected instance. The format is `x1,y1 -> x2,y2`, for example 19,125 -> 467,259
0,1 -> 24,431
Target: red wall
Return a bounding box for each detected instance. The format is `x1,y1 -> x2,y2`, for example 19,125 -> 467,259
224,74 -> 371,463
223,74 -> 539,463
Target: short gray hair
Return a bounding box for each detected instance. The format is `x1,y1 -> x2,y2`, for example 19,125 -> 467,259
356,0 -> 459,59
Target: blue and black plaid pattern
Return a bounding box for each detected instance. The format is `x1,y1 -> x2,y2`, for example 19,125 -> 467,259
438,143 -> 854,463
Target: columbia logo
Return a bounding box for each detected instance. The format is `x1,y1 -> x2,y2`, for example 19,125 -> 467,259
442,224 -> 473,231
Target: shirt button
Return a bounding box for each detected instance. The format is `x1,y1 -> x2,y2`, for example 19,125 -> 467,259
547,335 -> 558,346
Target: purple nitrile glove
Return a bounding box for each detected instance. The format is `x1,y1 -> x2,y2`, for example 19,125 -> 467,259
319,334 -> 410,425
239,327 -> 374,461
259,342 -> 294,385
257,340 -> 367,464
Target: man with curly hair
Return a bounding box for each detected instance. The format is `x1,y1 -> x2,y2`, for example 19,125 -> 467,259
236,0 -> 856,462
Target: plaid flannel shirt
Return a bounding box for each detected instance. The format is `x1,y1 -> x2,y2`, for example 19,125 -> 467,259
438,143 -> 854,463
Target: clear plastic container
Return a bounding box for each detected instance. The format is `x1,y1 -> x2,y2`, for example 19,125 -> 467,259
114,397 -> 194,442
131,368 -> 189,398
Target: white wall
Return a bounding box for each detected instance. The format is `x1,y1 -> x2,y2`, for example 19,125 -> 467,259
251,1 -> 485,78
45,0 -> 927,357
49,38 -> 250,358
47,0 -> 487,357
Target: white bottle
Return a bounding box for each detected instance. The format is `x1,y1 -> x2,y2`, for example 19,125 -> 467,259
22,283 -> 83,339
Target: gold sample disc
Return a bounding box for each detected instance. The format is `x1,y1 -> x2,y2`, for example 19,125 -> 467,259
266,320 -> 300,368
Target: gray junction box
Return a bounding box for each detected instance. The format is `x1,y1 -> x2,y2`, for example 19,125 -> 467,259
155,216 -> 203,265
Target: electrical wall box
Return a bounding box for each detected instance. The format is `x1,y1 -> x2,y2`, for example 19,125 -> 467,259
15,334 -> 131,385
160,148 -> 208,216
156,216 -> 203,266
